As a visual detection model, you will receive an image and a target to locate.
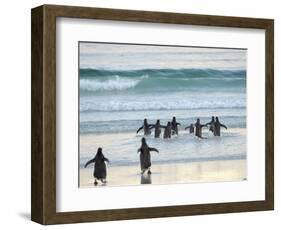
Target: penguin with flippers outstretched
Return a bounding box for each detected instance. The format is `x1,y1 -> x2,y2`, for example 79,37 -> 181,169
214,117 -> 227,136
137,138 -> 159,174
136,118 -> 154,136
194,118 -> 207,139
171,116 -> 181,135
185,123 -> 195,134
205,116 -> 215,133
84,147 -> 109,185
150,120 -> 166,138
163,122 -> 172,139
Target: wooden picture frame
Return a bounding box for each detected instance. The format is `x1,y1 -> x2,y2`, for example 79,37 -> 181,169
31,4 -> 274,225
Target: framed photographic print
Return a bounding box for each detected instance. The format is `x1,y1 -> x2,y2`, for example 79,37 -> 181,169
31,5 -> 274,225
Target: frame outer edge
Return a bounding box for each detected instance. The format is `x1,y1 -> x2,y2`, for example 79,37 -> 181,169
265,20 -> 274,209
41,4 -> 273,28
31,6 -> 44,224
31,5 -> 58,225
31,4 -> 274,225
43,5 -> 57,224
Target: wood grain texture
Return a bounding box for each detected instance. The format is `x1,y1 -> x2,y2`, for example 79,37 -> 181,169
31,6 -> 44,224
31,4 -> 274,225
265,20 -> 274,210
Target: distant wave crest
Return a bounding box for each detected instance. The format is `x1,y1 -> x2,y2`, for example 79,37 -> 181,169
79,68 -> 246,93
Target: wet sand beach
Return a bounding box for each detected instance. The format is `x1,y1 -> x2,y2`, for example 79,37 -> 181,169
80,159 -> 246,188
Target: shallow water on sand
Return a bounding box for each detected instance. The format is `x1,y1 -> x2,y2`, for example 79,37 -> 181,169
80,128 -> 246,168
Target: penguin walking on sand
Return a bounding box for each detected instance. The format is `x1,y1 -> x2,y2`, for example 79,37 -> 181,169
163,122 -> 172,139
136,118 -> 154,136
137,137 -> 159,174
150,120 -> 166,138
185,123 -> 195,134
214,117 -> 227,136
84,147 -> 109,186
194,118 -> 207,139
205,116 -> 215,134
171,116 -> 181,135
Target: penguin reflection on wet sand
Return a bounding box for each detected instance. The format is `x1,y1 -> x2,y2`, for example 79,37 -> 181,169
137,137 -> 159,174
84,147 -> 109,186
185,123 -> 195,134
163,122 -> 172,139
214,117 -> 227,136
205,116 -> 215,133
171,116 -> 181,135
150,120 -> 166,138
140,173 -> 152,184
136,118 -> 154,136
194,118 -> 207,139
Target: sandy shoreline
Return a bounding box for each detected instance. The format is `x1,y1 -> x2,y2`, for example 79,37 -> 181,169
79,159 -> 246,188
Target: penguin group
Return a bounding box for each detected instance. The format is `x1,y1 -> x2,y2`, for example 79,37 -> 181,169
84,116 -> 227,185
136,117 -> 181,139
137,116 -> 227,139
84,138 -> 159,185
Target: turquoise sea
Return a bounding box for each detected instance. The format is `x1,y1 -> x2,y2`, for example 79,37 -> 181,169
79,43 -> 247,168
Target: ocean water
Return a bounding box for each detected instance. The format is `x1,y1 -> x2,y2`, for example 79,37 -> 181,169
79,43 -> 247,169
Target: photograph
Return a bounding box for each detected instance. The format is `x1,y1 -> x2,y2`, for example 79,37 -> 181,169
30,4 -> 274,224
78,42 -> 247,188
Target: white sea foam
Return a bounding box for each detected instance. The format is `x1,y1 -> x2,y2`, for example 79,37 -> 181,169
80,75 -> 147,91
80,93 -> 246,112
